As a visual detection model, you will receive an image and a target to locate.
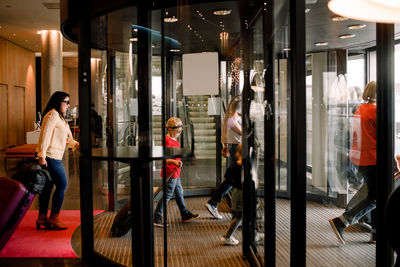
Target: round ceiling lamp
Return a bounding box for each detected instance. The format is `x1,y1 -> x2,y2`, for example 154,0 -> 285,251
347,24 -> 366,30
328,0 -> 400,23
164,16 -> 178,23
213,9 -> 232,16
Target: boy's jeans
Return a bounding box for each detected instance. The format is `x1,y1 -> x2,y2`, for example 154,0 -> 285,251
154,178 -> 189,218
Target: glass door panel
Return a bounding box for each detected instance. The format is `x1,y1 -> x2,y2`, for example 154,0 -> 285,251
305,0 -> 377,265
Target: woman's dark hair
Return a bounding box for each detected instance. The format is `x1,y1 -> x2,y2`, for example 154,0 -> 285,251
41,91 -> 70,124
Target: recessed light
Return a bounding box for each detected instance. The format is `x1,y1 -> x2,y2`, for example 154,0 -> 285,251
130,37 -> 138,42
170,49 -> 180,52
213,9 -> 232,16
347,24 -> 366,30
315,42 -> 328,46
339,33 -> 356,39
331,15 -> 348,21
164,16 -> 178,23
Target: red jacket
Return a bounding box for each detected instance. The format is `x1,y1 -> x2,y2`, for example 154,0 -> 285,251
349,103 -> 376,166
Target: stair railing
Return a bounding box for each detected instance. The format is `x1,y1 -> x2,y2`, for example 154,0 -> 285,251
181,96 -> 195,157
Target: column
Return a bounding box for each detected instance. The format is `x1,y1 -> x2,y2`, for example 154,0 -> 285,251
40,30 -> 63,110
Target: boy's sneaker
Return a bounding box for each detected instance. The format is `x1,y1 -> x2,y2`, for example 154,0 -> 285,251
205,203 -> 222,219
221,236 -> 239,246
182,212 -> 200,223
153,216 -> 168,227
329,217 -> 346,244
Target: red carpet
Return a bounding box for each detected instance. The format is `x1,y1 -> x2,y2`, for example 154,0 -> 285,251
0,210 -> 103,258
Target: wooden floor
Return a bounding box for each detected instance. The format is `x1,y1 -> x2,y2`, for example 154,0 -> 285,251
0,151 -> 380,266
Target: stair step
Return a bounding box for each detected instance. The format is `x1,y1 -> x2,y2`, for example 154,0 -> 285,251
194,129 -> 216,135
193,123 -> 216,129
195,143 -> 216,150
194,150 -> 216,159
188,100 -> 208,105
191,117 -> 215,123
152,115 -> 162,122
189,111 -> 214,117
194,136 -> 216,142
188,106 -> 208,112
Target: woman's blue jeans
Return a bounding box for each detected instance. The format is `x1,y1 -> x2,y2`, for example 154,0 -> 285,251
39,157 -> 68,214
342,165 -> 377,230
154,178 -> 189,219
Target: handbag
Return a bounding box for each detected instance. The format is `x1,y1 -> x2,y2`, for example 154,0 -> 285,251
11,162 -> 51,194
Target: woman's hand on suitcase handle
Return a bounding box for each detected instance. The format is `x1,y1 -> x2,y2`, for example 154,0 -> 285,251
39,157 -> 47,166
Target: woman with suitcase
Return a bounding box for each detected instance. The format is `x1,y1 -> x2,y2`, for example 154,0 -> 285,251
36,91 -> 79,230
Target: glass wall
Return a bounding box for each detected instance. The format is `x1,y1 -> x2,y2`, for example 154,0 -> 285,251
65,0 -> 398,266
305,0 -> 377,265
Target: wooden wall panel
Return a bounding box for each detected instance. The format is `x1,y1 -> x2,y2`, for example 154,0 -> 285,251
0,84 -> 8,149
15,86 -> 25,145
63,67 -> 78,108
0,38 -> 7,84
0,38 -> 35,148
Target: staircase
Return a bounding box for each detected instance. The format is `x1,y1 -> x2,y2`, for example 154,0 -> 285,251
152,115 -> 162,146
187,96 -> 217,159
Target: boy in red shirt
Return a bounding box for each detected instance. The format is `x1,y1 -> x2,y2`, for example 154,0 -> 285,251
153,117 -> 200,227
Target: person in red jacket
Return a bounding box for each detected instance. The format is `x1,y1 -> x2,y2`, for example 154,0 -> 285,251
329,81 -> 377,244
153,117 -> 199,227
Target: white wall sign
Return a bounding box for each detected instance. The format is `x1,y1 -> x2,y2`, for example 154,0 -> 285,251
182,52 -> 219,96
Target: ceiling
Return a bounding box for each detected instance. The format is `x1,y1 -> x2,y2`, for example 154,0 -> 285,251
0,0 -> 77,57
1,0 -> 399,66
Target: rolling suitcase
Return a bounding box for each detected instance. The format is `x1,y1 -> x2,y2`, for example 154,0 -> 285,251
0,177 -> 36,251
110,167 -> 177,237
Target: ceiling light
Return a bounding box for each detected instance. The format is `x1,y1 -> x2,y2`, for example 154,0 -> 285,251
331,15 -> 348,21
130,37 -> 138,42
164,16 -> 178,23
213,9 -> 232,16
339,33 -> 356,39
328,0 -> 400,23
305,8 -> 310,13
283,48 -> 291,51
315,42 -> 328,46
347,24 -> 366,30
170,49 -> 180,52
370,0 -> 400,8
133,28 -> 138,32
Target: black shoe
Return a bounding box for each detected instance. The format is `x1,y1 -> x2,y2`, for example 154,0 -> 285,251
329,217 -> 346,244
153,216 -> 168,227
182,212 -> 200,223
369,233 -> 376,244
